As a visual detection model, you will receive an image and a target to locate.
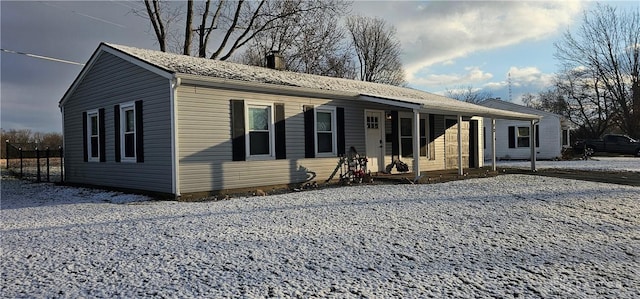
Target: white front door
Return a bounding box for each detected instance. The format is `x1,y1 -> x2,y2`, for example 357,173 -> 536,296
365,110 -> 384,172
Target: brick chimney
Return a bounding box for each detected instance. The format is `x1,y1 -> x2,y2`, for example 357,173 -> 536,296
265,51 -> 285,70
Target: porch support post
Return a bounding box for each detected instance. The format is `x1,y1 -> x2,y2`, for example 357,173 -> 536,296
530,120 -> 537,171
457,115 -> 463,175
491,118 -> 497,171
413,109 -> 421,180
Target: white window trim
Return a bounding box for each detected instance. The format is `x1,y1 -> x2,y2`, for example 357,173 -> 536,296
244,101 -> 275,160
419,115 -> 429,158
398,114 -> 430,159
562,129 -> 570,147
314,105 -> 337,157
398,112 -> 414,158
516,126 -> 530,148
87,109 -> 100,162
120,102 -> 137,163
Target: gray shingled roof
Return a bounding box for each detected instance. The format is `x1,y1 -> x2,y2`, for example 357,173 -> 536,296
104,43 -> 540,120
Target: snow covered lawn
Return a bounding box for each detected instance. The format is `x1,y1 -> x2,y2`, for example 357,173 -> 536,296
2,174 -> 639,298
497,156 -> 640,172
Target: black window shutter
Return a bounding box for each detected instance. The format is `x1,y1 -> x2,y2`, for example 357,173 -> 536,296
535,124 -> 540,147
337,107 -> 345,156
231,100 -> 246,161
429,114 -> 435,160
82,112 -> 88,162
483,127 -> 486,149
420,118 -> 426,156
135,100 -> 144,163
99,108 -> 106,162
274,103 -> 286,159
304,105 -> 315,158
114,105 -> 121,162
391,110 -> 399,156
508,126 -> 516,148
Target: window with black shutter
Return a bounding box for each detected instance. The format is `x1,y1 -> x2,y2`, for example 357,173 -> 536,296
116,101 -> 143,163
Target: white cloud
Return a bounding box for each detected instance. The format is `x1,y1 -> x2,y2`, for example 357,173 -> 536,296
411,66 -> 493,87
507,66 -> 555,88
381,1 -> 583,83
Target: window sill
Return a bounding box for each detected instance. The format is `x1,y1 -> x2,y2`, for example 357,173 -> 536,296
316,152 -> 337,158
246,155 -> 275,161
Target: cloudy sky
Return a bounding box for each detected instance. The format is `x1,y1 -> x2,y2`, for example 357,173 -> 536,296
1,1 -> 636,133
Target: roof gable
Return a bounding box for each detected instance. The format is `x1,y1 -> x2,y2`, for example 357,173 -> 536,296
59,43 -> 173,107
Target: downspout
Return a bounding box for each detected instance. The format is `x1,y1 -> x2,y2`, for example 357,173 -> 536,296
413,109 -> 420,180
60,106 -> 66,182
171,77 -> 182,198
491,118 -> 496,172
457,115 -> 463,175
530,119 -> 538,172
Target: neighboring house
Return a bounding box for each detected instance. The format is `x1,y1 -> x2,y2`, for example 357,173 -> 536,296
59,43 -> 539,199
479,99 -> 571,160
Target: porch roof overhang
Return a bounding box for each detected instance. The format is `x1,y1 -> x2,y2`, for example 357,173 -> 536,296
359,94 -> 541,121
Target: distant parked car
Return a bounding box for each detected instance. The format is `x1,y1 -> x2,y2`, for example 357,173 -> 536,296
575,134 -> 640,157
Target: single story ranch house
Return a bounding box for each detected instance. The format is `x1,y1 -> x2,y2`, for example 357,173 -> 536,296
59,43 -> 539,199
479,99 -> 572,160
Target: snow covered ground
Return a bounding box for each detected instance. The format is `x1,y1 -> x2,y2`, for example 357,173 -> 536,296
2,169 -> 639,298
497,156 -> 640,172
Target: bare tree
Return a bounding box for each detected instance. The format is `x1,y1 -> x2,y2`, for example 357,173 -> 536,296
521,92 -> 537,108
138,0 -> 349,61
555,3 -> 640,137
536,90 -> 570,117
1,129 -> 32,145
1,129 -> 63,156
522,91 -> 570,117
183,0 -> 193,55
445,85 -> 493,104
238,1 -> 355,78
345,15 -> 406,86
139,1 -> 184,52
552,67 -> 613,139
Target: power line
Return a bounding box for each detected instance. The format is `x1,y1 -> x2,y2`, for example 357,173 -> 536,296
108,0 -> 146,11
1,49 -> 85,66
38,1 -> 126,28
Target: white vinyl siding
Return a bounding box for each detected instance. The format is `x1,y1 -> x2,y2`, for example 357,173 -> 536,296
176,85 -> 374,194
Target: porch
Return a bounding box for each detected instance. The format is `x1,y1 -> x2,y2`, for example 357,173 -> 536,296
358,94 -> 542,179
372,166 -> 504,184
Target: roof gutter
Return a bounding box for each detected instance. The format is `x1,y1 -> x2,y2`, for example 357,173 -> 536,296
359,95 -> 421,110
177,73 -> 359,100
359,95 -> 540,121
